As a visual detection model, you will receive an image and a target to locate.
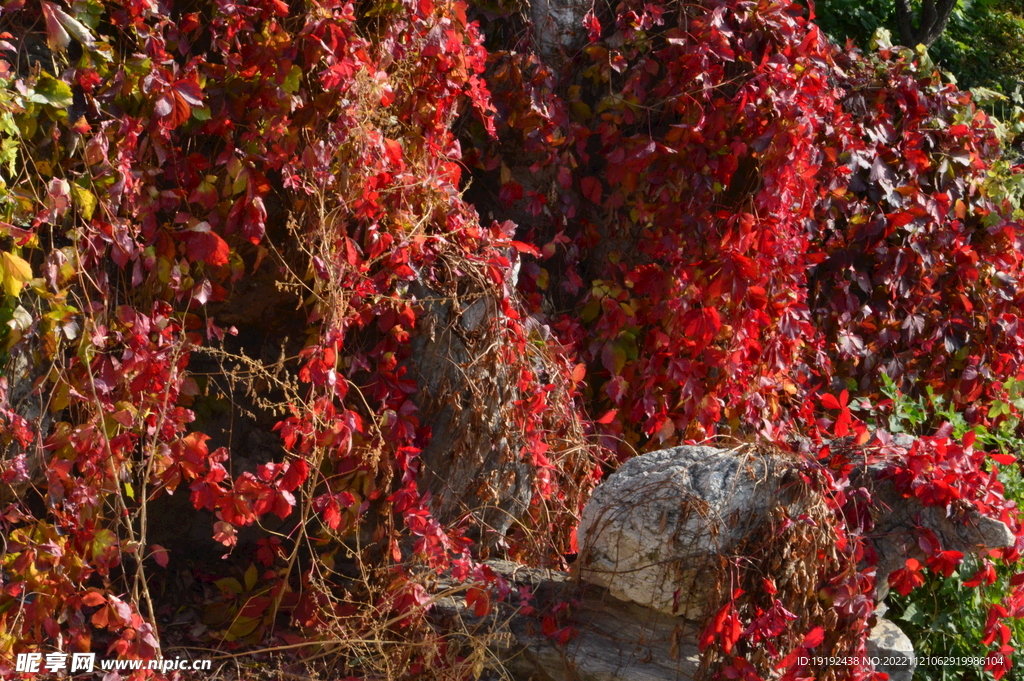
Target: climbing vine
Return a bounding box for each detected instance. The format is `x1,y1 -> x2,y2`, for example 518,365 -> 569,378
0,0 -> 1022,679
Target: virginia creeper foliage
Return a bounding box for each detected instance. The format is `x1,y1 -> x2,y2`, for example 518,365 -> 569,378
0,0 -> 1022,679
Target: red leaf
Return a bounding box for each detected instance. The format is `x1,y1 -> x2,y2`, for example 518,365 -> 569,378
384,138 -> 404,166
173,78 -> 204,107
344,237 -> 362,267
889,558 -> 926,595
185,227 -> 230,267
581,176 -> 603,204
91,605 -> 110,629
917,528 -> 941,555
155,79 -> 203,129
681,307 -> 721,349
833,410 -> 851,438
553,626 -> 576,645
242,196 -> 267,244
150,544 -> 170,568
985,646 -> 1013,680
982,604 -> 1010,646
800,627 -> 825,649
272,489 -> 295,519
888,212 -> 914,228
511,240 -> 541,256
992,452 -> 1017,465
466,586 -> 491,617
323,496 -> 341,530
165,93 -> 190,128
279,459 -> 308,491
965,560 -> 997,587
699,602 -> 732,652
926,550 -> 963,578
584,10 -> 601,41
595,409 -> 618,424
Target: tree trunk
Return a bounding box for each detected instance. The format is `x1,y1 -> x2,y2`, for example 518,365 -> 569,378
894,0 -> 957,48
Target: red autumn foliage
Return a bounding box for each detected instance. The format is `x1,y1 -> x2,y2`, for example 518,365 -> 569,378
0,0 -> 1021,678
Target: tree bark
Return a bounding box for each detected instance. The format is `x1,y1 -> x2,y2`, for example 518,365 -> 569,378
894,0 -> 957,48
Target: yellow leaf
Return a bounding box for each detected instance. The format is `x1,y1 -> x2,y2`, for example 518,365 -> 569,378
244,563 -> 257,592
71,183 -> 97,220
225,614 -> 261,641
215,577 -> 243,594
1,250 -> 32,297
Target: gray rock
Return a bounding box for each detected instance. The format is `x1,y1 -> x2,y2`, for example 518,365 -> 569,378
577,445 -> 1016,616
576,445 -> 804,618
433,560 -> 699,681
866,617 -> 916,681
509,589 -> 700,681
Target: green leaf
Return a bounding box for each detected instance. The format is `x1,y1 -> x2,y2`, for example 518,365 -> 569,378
30,73 -> 74,108
88,528 -> 119,570
899,601 -> 924,625
971,86 -> 1007,105
0,112 -> 18,136
0,137 -> 17,177
282,65 -> 303,94
224,614 -> 261,641
71,0 -> 105,30
215,577 -> 243,594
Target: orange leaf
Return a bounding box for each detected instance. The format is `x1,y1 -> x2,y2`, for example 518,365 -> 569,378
81,591 -> 106,607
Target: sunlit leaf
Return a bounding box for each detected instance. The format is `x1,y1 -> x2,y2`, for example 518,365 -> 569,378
1,250 -> 31,297
29,73 -> 73,108
40,0 -> 95,51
